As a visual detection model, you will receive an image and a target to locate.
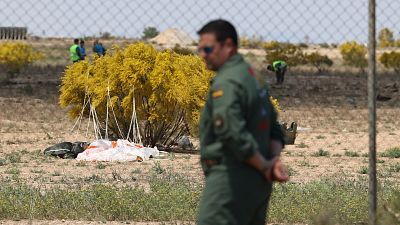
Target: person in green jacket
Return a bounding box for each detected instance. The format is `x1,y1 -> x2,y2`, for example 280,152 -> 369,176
197,19 -> 289,225
267,60 -> 287,84
70,38 -> 82,63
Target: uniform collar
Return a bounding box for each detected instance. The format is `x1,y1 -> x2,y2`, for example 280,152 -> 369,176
217,53 -> 243,73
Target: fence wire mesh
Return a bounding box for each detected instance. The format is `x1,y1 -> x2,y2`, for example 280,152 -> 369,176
0,0 -> 400,105
0,1 -> 398,41
0,3 -> 399,141
0,2 -> 399,222
0,1 -> 398,69
0,1 -> 399,74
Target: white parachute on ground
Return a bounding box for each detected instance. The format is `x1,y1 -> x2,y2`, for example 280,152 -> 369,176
77,139 -> 159,162
70,80 -> 161,162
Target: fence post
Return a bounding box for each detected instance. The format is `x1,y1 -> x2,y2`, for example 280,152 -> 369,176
368,0 -> 377,224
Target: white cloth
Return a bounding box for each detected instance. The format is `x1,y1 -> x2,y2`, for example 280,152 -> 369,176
76,139 -> 159,162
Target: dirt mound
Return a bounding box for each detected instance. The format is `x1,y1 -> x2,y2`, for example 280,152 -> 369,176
150,28 -> 194,46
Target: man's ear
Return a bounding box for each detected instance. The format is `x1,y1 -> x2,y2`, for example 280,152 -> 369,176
224,38 -> 236,54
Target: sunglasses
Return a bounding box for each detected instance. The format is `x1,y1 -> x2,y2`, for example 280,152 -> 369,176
198,46 -> 214,54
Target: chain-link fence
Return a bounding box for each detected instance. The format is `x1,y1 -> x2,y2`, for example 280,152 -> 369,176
0,1 -> 399,223
0,0 -> 399,77
0,0 -> 397,41
0,0 -> 399,72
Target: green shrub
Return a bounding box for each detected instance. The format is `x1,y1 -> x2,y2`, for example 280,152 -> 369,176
380,147 -> 400,158
339,41 -> 367,72
142,27 -> 159,40
240,37 -> 263,48
312,149 -> 330,157
264,42 -> 305,66
344,151 -> 360,157
0,42 -> 43,75
378,27 -> 395,48
358,166 -> 368,174
379,51 -> 400,73
171,44 -> 194,55
60,42 -> 213,147
304,52 -> 333,73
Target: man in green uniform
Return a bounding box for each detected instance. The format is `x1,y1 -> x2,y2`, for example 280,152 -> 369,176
267,60 -> 287,84
197,19 -> 289,225
70,38 -> 82,63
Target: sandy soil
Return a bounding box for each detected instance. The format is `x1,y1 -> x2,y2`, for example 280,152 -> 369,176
0,70 -> 399,224
1,72 -> 399,188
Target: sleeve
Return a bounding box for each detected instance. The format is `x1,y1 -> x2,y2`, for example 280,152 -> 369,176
211,80 -> 259,161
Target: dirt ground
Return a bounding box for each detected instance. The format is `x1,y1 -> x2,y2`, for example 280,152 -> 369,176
0,70 -> 399,191
0,68 -> 398,225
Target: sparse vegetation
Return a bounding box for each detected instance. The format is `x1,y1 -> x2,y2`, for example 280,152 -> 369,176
359,166 -> 368,174
297,142 -> 308,148
339,41 -> 367,72
380,147 -> 400,158
76,161 -> 86,167
142,26 -> 159,40
0,174 -> 396,224
264,42 -> 305,66
0,42 -> 43,75
380,51 -> 400,73
51,171 -> 61,176
1,37 -> 400,225
345,151 -> 360,157
96,162 -> 107,169
388,163 -> 400,173
131,168 -> 142,174
378,27 -> 395,48
5,167 -> 20,175
5,152 -> 22,163
152,161 -> 165,174
312,149 -> 330,157
304,52 -> 333,73
30,169 -> 45,174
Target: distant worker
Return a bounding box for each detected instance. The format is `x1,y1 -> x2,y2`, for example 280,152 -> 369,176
70,38 -> 82,63
79,39 -> 86,60
93,39 -> 106,56
267,60 -> 287,85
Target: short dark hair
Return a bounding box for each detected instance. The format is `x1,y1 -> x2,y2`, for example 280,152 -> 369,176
197,19 -> 238,46
74,38 -> 79,44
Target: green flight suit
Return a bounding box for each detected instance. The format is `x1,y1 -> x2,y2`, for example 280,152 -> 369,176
197,54 -> 285,225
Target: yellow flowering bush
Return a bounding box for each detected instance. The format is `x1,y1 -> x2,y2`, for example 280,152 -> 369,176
60,42 -> 213,147
0,42 -> 43,74
339,41 -> 367,71
269,96 -> 281,113
379,51 -> 400,73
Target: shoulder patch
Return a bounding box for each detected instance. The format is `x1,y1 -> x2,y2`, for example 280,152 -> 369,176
247,67 -> 255,77
212,89 -> 224,98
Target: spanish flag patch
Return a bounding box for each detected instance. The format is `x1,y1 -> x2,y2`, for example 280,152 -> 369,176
212,89 -> 224,98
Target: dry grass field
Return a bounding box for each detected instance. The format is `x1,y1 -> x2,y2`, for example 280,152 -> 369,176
0,40 -> 399,224
0,73 -> 399,187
